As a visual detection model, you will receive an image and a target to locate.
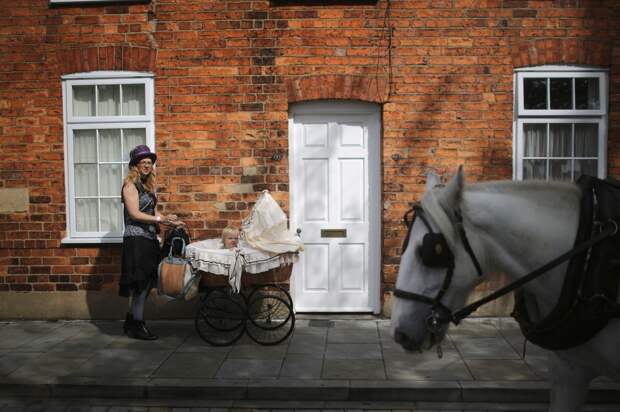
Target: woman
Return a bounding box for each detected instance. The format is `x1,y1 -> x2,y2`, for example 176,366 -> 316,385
119,145 -> 183,340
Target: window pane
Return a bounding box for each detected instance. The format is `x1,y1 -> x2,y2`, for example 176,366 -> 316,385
100,165 -> 122,196
100,199 -> 122,232
549,124 -> 572,157
98,85 -> 120,116
72,86 -> 95,117
123,129 -> 147,161
575,78 -> 600,110
99,129 -> 122,162
74,165 -> 98,196
76,199 -> 98,232
574,124 -> 598,157
122,84 -> 146,115
523,123 -> 546,157
574,159 -> 597,179
549,160 -> 572,181
523,159 -> 546,180
550,78 -> 572,110
524,78 -> 547,110
74,130 -> 97,163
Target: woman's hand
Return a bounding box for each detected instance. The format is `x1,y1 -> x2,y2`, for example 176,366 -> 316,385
160,214 -> 184,227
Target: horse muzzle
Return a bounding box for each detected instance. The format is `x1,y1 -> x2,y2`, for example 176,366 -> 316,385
393,328 -> 421,352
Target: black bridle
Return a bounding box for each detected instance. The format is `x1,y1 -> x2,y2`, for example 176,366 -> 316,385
394,203 -> 618,333
394,204 -> 483,332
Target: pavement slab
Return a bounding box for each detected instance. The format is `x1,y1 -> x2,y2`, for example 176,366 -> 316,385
0,317 -> 617,408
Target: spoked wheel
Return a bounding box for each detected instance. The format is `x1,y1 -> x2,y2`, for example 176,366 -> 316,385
195,287 -> 246,346
247,284 -> 293,308
245,291 -> 294,346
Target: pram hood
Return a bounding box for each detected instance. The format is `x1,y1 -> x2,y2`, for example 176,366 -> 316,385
241,190 -> 304,254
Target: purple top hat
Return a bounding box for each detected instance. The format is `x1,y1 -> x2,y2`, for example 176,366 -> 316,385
129,145 -> 157,166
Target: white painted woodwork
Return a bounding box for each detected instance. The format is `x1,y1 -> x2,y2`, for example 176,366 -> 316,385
289,101 -> 381,313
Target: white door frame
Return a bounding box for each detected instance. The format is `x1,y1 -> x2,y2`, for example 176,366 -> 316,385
288,100 -> 382,314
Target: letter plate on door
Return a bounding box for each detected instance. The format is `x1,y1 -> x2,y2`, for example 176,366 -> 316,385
321,229 -> 347,238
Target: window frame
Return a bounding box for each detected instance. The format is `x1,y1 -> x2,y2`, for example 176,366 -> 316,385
513,66 -> 608,182
62,71 -> 155,244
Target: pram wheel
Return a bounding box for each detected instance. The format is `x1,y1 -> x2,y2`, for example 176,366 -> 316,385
245,292 -> 294,346
247,284 -> 293,308
195,287 -> 246,346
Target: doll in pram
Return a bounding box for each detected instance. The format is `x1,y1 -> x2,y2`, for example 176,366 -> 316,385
160,191 -> 303,346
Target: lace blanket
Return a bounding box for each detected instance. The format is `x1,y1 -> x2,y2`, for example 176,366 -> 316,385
185,238 -> 298,292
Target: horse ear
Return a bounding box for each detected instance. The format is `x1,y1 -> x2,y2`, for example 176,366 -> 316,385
426,170 -> 440,191
437,166 -> 465,209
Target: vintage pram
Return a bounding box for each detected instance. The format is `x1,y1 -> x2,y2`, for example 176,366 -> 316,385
183,191 -> 303,347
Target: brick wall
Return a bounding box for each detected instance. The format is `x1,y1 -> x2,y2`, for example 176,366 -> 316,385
0,0 -> 619,316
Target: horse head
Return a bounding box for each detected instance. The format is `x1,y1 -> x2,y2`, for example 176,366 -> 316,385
391,167 -> 485,352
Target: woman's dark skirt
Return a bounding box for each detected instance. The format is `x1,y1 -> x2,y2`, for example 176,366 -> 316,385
119,236 -> 160,297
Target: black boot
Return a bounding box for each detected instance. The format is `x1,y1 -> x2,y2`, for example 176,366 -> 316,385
123,312 -> 133,334
125,319 -> 157,341
136,320 -> 158,340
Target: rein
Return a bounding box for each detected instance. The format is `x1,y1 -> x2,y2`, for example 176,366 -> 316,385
394,204 -> 618,331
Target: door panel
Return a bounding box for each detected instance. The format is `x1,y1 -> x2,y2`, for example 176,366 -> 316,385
289,102 -> 380,312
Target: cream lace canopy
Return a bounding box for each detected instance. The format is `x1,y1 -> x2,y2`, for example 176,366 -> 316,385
185,191 -> 303,291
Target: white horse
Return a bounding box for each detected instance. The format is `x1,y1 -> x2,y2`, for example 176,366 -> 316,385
390,167 -> 620,412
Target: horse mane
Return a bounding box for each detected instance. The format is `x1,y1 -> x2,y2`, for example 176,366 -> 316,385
465,179 -> 580,196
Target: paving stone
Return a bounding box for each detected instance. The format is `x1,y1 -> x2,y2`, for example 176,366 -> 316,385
0,322 -> 65,350
452,337 -> 520,360
175,337 -> 233,355
447,319 -> 501,338
384,352 -> 472,381
0,353 -> 41,377
327,329 -> 379,344
322,360 -> 386,380
7,352 -> 92,380
216,359 -> 282,379
523,355 -> 549,380
325,344 -> 381,360
152,353 -> 225,379
279,356 -> 323,379
286,334 -> 326,355
46,331 -> 119,352
330,320 -> 378,331
69,349 -> 171,378
465,360 -> 540,381
226,344 -> 287,360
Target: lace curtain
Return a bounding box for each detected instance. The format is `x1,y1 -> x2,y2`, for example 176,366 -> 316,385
523,122 -> 597,181
73,128 -> 145,233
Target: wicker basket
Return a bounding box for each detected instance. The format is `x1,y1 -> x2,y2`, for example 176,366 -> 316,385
199,264 -> 293,290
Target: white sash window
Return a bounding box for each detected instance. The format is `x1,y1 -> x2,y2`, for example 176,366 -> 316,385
514,66 -> 608,181
62,72 -> 154,244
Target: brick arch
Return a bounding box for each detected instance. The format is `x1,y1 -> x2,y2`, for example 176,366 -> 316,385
57,46 -> 156,76
286,75 -> 389,103
511,38 -> 612,68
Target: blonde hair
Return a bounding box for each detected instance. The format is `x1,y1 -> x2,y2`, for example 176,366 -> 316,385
123,166 -> 156,193
221,227 -> 239,240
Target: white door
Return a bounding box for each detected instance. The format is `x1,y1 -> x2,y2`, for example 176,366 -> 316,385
289,101 -> 381,313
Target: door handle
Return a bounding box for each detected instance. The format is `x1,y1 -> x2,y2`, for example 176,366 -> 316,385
296,228 -> 302,236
